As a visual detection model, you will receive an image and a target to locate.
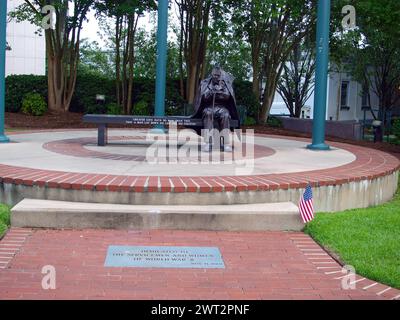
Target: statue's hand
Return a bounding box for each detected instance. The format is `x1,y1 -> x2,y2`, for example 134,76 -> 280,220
204,90 -> 214,99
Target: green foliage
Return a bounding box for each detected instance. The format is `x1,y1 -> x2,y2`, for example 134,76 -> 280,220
266,116 -> 283,128
233,81 -> 259,119
0,204 -> 10,238
6,73 -> 256,118
165,80 -> 185,116
133,100 -> 148,116
79,39 -> 115,77
10,0 -> 95,112
392,119 -> 400,138
332,0 -> 400,110
132,28 -> 182,79
5,75 -> 47,112
21,93 -> 47,116
106,102 -> 122,115
244,117 -> 257,126
206,19 -> 252,81
71,72 -> 115,113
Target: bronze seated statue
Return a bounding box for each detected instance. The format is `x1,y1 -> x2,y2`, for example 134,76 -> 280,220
191,66 -> 240,152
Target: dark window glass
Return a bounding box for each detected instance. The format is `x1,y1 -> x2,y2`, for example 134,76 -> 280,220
361,85 -> 369,108
341,81 -> 349,107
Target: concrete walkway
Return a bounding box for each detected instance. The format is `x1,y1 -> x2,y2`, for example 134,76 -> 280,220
1,129 -> 355,176
1,228 -> 398,300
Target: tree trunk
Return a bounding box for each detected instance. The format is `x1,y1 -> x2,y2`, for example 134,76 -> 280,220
259,70 -> 279,123
186,63 -> 198,104
121,16 -> 128,114
178,2 -> 185,98
182,0 -> 210,104
126,14 -> 136,115
47,55 -> 64,112
115,16 -> 122,107
251,46 -> 261,100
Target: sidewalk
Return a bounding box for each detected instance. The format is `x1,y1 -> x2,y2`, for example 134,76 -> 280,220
1,228 -> 398,300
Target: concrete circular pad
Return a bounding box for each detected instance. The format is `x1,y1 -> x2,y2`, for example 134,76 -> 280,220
3,129 -> 355,176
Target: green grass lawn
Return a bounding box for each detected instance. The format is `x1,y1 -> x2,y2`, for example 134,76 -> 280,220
305,190 -> 400,289
0,204 -> 10,238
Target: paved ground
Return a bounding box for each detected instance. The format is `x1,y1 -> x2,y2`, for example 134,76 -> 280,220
1,130 -> 398,204
1,228 -> 399,300
1,129 -> 355,176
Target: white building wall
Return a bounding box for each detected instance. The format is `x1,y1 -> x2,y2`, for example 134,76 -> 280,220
327,70 -> 376,122
6,0 -> 46,76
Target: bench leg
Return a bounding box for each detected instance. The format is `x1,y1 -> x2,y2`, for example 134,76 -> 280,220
98,124 -> 108,146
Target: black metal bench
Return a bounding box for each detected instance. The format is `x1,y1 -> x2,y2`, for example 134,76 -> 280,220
82,114 -> 239,146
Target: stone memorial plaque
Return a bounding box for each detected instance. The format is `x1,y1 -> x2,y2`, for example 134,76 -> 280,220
104,245 -> 225,269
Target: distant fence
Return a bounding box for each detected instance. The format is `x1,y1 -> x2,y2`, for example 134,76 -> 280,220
277,117 -> 362,141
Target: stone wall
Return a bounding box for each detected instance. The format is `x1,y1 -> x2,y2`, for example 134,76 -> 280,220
278,117 -> 362,141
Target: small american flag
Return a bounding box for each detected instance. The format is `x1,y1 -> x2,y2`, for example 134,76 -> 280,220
299,185 -> 314,223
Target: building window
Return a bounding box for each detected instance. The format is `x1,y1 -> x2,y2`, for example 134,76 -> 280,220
361,84 -> 370,109
340,81 -> 350,110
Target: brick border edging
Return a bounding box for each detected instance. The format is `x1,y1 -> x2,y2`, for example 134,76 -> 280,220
290,234 -> 400,300
42,136 -> 275,162
0,228 -> 32,270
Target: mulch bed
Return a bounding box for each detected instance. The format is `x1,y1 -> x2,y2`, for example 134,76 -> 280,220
5,111 -> 95,129
4,111 -> 150,130
5,111 -> 400,159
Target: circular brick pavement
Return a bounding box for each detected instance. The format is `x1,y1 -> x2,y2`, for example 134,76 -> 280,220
0,131 -> 398,193
42,136 -> 276,162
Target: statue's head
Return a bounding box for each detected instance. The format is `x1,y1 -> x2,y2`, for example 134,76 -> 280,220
211,65 -> 222,84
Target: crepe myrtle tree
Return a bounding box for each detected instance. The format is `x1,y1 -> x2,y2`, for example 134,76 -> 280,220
228,0 -> 316,123
175,0 -> 215,104
94,0 -> 156,115
277,41 -> 315,118
10,0 -> 93,112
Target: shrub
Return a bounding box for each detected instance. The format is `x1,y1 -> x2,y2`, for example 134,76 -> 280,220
72,72 -> 115,113
5,73 -> 257,118
21,93 -> 47,116
86,104 -> 106,114
392,119 -> 400,138
106,102 -> 122,115
267,116 -> 283,128
5,75 -> 47,112
233,81 -> 259,119
133,100 -> 148,115
244,116 -> 257,126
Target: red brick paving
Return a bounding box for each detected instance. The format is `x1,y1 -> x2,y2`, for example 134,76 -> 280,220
1,228 -> 398,300
43,136 -> 275,162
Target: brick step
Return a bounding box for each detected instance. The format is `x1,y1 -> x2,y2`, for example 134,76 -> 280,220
11,198 -> 303,231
